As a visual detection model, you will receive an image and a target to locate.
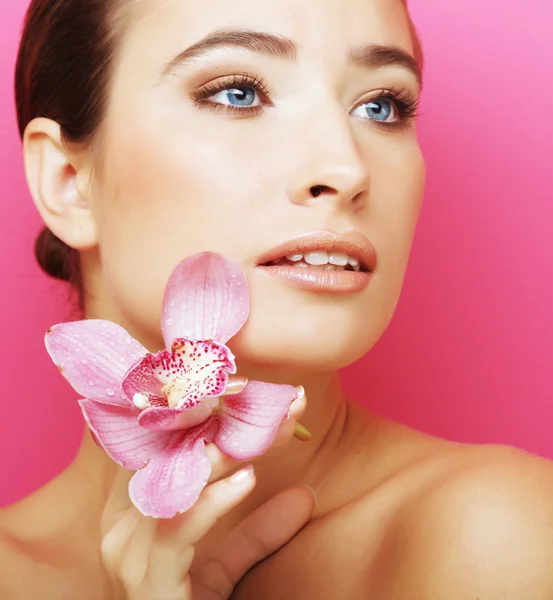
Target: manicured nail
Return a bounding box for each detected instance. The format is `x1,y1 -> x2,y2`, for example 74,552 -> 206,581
225,377 -> 249,395
287,386 -> 306,420
293,423 -> 312,442
229,465 -> 255,484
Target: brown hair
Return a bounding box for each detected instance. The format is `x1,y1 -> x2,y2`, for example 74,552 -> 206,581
15,0 -> 127,288
15,0 -> 423,288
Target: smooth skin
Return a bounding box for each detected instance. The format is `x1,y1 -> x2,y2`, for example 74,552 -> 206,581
3,0 -> 553,597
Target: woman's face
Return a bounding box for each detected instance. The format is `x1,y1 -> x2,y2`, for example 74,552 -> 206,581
83,0 -> 425,372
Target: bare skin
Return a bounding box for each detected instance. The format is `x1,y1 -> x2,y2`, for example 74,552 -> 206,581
3,397 -> 553,599
4,0 -> 553,597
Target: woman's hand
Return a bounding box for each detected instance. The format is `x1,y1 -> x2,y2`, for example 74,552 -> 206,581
99,385 -> 311,600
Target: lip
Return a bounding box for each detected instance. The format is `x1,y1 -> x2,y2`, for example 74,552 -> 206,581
255,230 -> 377,294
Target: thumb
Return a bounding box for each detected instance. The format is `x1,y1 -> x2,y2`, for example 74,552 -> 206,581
100,466 -> 139,537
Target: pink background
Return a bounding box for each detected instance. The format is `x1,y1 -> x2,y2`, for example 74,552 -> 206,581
1,0 -> 552,507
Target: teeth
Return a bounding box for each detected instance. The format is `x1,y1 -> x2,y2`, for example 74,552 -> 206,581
328,252 -> 349,267
274,250 -> 364,271
304,251 -> 329,266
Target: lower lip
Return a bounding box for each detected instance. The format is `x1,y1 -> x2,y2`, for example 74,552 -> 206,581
257,264 -> 373,293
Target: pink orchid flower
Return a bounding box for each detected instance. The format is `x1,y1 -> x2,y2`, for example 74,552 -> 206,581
45,253 -> 298,519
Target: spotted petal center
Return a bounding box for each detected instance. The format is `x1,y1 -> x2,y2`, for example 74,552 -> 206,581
122,338 -> 236,412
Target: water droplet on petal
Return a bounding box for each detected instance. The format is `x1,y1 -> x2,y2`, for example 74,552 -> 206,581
106,388 -> 115,397
81,359 -> 88,365
88,380 -> 95,387
166,318 -> 174,327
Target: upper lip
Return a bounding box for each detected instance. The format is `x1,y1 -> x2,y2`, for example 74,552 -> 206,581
256,230 -> 378,272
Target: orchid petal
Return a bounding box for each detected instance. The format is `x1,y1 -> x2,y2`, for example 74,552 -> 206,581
162,253 -> 250,346
123,339 -> 235,410
121,353 -> 167,407
46,320 -> 147,407
138,397 -> 220,431
128,418 -> 217,519
215,381 -> 297,460
80,399 -> 171,470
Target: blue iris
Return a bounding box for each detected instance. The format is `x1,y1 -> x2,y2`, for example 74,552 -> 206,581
223,87 -> 256,106
362,99 -> 392,121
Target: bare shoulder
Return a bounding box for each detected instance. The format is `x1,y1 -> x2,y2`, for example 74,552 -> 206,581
0,517 -> 35,600
0,486 -> 103,600
369,442 -> 553,599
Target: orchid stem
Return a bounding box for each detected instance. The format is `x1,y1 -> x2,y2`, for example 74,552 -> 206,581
293,422 -> 312,442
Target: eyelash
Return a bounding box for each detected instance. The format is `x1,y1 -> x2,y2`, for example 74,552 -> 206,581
191,73 -> 421,131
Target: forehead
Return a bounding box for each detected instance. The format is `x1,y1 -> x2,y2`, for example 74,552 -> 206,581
122,0 -> 414,66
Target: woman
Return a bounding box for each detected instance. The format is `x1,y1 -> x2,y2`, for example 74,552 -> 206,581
2,0 -> 553,597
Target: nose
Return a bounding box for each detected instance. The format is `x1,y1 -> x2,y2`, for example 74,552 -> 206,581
286,103 -> 370,209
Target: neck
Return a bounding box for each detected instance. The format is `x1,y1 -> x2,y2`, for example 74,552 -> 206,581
237,367 -> 350,490
62,367 -> 360,537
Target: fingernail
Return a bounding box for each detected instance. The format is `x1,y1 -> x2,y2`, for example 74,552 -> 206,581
229,465 -> 255,484
299,484 -> 318,507
286,400 -> 300,420
293,423 -> 312,442
286,386 -> 306,421
225,377 -> 249,395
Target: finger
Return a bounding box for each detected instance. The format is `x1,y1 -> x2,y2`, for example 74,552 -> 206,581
101,467 -> 142,536
102,384 -> 306,532
100,506 -> 142,573
206,386 -> 308,479
224,376 -> 249,396
144,465 -> 257,586
205,443 -> 242,483
116,513 -> 158,594
271,386 -> 307,447
192,486 -> 316,598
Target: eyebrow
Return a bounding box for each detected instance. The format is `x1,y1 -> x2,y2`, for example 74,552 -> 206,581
161,29 -> 422,88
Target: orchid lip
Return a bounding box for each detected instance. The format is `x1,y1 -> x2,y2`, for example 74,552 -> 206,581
255,229 -> 377,273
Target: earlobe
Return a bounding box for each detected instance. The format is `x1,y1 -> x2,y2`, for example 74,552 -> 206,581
22,117 -> 98,250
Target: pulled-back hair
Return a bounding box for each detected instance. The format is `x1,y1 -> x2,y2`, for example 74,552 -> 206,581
15,0 -> 127,287
15,0 -> 422,288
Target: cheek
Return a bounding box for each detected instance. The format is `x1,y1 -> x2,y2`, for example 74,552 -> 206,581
87,105 -> 424,366
89,118 -> 273,339
374,140 -> 425,273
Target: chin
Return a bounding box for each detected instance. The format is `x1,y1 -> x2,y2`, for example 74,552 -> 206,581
228,312 -> 383,374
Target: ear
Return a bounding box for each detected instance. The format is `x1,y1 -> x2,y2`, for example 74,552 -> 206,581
22,118 -> 98,250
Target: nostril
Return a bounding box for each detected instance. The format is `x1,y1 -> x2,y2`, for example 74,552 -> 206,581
310,185 -> 328,198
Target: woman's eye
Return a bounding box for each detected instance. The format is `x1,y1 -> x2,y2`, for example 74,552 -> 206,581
352,98 -> 397,122
209,86 -> 260,108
